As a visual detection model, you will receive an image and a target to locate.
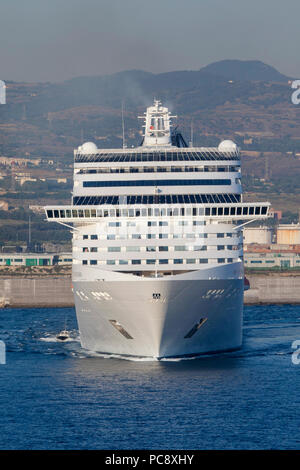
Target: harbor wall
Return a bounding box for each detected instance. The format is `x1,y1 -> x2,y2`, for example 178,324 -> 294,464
244,274 -> 300,304
1,274 -> 300,308
0,277 -> 73,308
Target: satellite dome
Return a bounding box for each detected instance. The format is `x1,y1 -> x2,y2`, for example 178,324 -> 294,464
218,140 -> 237,152
78,142 -> 98,154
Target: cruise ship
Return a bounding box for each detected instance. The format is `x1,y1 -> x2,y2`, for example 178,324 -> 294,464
45,100 -> 270,359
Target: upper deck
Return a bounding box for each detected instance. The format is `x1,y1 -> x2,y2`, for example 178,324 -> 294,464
74,147 -> 240,164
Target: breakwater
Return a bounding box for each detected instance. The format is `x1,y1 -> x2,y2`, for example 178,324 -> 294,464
1,274 -> 300,308
0,277 -> 73,308
245,274 -> 300,304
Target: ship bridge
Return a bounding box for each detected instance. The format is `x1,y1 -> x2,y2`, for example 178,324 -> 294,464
139,100 -> 176,147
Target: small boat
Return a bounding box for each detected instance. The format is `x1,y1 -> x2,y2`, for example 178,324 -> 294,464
56,330 -> 70,341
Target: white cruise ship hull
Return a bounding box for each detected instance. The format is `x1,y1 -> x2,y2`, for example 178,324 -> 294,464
73,262 -> 244,359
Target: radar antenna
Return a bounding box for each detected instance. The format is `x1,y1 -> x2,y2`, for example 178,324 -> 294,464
189,119 -> 193,147
121,101 -> 127,149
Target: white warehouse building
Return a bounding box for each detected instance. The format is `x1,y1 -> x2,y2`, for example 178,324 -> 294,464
243,226 -> 274,245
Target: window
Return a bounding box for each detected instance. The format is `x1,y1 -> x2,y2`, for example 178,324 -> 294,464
174,259 -> 183,264
107,260 -> 115,265
73,193 -> 241,206
126,247 -> 140,252
90,260 -> 98,265
199,259 -> 208,264
148,221 -> 157,226
218,258 -> 225,263
132,260 -> 141,265
159,246 -> 168,251
90,247 -> 98,252
217,246 -> 225,251
132,234 -> 142,239
146,246 -> 156,252
108,247 -> 121,252
109,222 -> 121,227
75,150 -> 240,164
83,235 -> 88,240
159,234 -> 168,239
159,221 -> 168,226
82,260 -> 88,265
91,235 -> 98,240
217,233 -> 224,238
107,234 -> 115,240
186,259 -> 196,264
83,178 -> 231,187
147,234 -> 155,239
261,206 -> 268,215
146,259 -> 156,265
193,221 -> 206,226
175,246 -> 186,251
119,260 -> 128,265
194,245 -> 207,251
159,259 -> 168,264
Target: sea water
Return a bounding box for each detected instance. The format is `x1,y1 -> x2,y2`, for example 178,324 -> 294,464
0,305 -> 299,450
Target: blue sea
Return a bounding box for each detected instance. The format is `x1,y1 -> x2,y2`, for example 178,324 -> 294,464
0,305 -> 299,450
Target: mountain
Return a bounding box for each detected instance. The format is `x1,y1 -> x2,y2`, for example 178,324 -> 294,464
3,60 -> 290,119
0,60 -> 298,161
200,60 -> 291,83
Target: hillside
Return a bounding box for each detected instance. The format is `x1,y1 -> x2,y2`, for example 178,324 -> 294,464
0,60 -> 298,160
200,60 -> 291,82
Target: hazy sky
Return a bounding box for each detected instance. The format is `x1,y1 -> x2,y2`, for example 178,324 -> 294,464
1,0 -> 300,82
